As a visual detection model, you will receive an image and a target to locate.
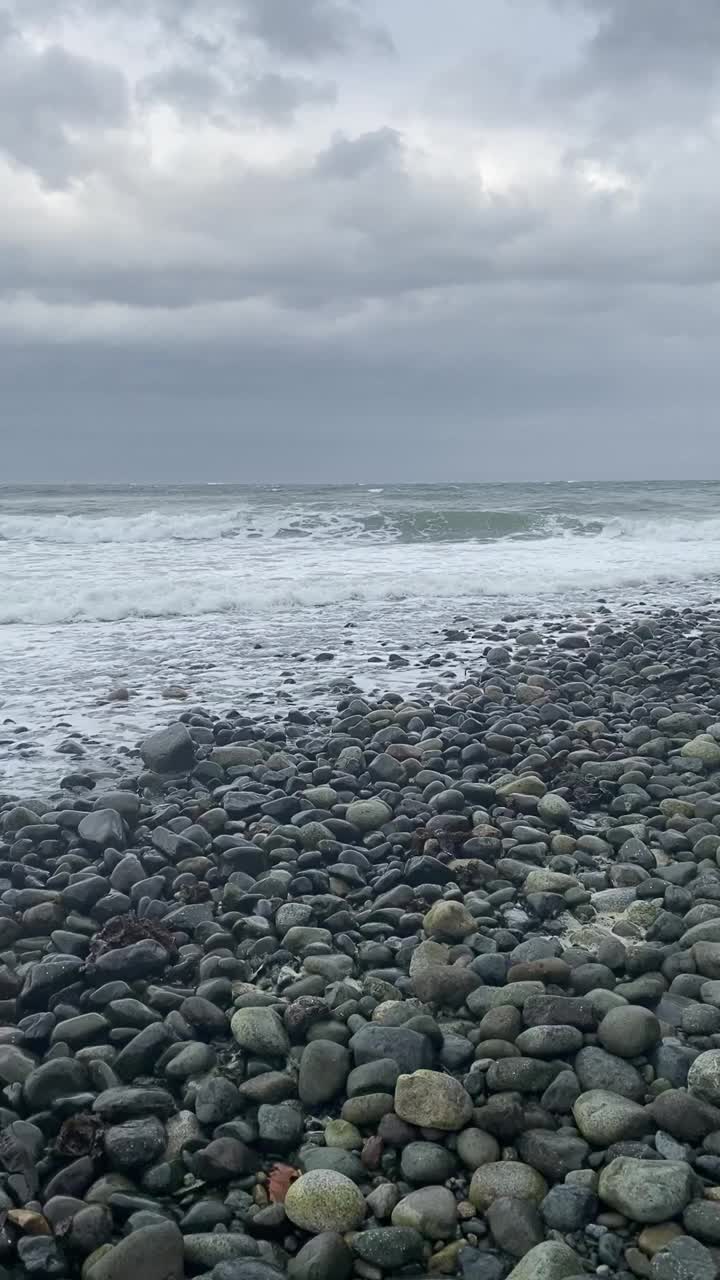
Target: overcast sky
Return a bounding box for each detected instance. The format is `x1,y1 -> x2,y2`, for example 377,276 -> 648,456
2,0 -> 720,482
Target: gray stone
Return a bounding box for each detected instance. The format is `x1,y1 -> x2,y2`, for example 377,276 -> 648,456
652,1237 -> 717,1280
515,1026 -> 583,1057
394,1069 -> 472,1130
456,1128 -> 501,1170
506,1242 -> 583,1280
574,1046 -> 645,1101
85,1223 -> 183,1280
349,1025 -> 433,1074
288,1233 -> 353,1280
470,1162 -> 548,1210
231,1007 -> 290,1058
104,1117 -> 166,1170
140,723 -> 195,773
257,1104 -> 303,1151
350,1227 -> 424,1269
183,1235 -> 259,1268
598,1005 -> 661,1058
486,1197 -> 544,1258
298,1041 -> 350,1105
517,1130 -> 589,1181
401,1142 -> 457,1185
683,1200 -> 720,1244
391,1186 -> 458,1240
688,1050 -> 720,1105
23,1058 -> 88,1109
423,900 -> 476,939
78,809 -> 125,849
572,1090 -> 651,1145
346,799 -> 392,832
541,1185 -> 597,1232
598,1157 -> 694,1222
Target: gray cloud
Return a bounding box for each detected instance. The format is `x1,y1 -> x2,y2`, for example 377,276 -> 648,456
0,23 -> 128,184
139,64 -> 336,122
550,0 -> 720,135
2,0 -> 720,480
234,0 -> 393,58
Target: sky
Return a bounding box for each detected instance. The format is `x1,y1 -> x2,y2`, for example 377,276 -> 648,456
2,0 -> 720,482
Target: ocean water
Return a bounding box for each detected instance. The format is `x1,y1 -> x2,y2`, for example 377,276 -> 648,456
2,480 -> 720,791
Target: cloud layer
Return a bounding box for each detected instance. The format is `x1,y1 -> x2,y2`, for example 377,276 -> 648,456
3,0 -> 720,480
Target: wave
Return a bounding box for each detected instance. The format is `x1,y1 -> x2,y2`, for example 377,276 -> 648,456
0,505 -> 645,546
3,536 -> 720,625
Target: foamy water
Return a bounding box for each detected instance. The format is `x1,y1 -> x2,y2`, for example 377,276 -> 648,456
2,481 -> 720,790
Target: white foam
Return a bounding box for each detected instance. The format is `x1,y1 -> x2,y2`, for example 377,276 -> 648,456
3,525 -> 720,625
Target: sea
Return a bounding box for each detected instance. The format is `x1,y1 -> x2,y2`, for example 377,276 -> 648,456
2,480 -> 720,793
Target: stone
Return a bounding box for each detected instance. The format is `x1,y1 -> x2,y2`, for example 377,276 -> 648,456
680,736 -> 720,766
104,1117 -> 166,1170
231,1007 -> 290,1058
517,1130 -> 589,1181
486,1197 -> 544,1257
469,1162 -> 547,1210
401,1142 -> 457,1185
183,1235 -> 259,1268
211,745 -> 263,766
598,1005 -> 661,1058
23,1058 -> 88,1109
456,1128 -> 501,1170
515,1026 -> 583,1057
78,809 -> 126,849
140,723 -> 195,773
538,793 -> 572,825
652,1237 -> 717,1280
350,1025 -> 433,1074
288,1234 -> 353,1280
345,799 -> 392,832
572,1090 -> 651,1145
394,1069 -> 472,1130
505,1242 -> 583,1280
391,1186 -> 458,1240
257,1104 -> 303,1152
412,964 -> 481,1007
638,1225 -> 686,1257
299,1041 -> 349,1105
574,1046 -> 645,1101
688,1050 -> 720,1105
598,1157 -> 694,1223
84,1223 -> 184,1280
350,1227 -> 424,1269
683,1199 -> 720,1244
423,900 -> 476,940
541,1185 -> 598,1232
284,1170 -> 366,1234
650,1090 -> 720,1142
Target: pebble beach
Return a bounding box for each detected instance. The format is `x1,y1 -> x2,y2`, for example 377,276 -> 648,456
4,604 -> 720,1279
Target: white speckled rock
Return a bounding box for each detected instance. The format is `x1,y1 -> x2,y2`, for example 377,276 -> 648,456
284,1170 -> 366,1234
